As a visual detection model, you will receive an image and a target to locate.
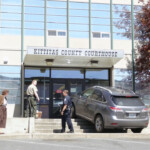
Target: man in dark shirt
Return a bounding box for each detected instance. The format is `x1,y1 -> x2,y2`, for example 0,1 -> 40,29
61,90 -> 74,133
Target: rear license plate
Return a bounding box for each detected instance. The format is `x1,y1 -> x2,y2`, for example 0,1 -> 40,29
128,113 -> 136,118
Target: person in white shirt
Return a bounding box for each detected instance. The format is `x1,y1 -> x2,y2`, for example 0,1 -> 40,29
0,89 -> 9,134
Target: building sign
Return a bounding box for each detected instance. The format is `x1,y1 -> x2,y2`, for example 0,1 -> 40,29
27,47 -> 124,58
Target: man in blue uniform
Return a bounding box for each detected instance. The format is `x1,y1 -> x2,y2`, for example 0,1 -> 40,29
61,90 -> 74,133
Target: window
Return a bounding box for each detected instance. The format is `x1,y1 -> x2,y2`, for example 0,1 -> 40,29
58,31 -> 66,36
86,69 -> 109,80
92,32 -> 101,38
51,68 -> 84,79
102,33 -> 110,38
82,89 -> 94,99
112,97 -> 144,106
48,30 -> 57,36
91,90 -> 106,102
0,66 -> 21,104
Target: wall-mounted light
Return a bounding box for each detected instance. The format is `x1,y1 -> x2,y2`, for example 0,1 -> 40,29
45,59 -> 54,66
3,57 -> 8,64
40,68 -> 46,73
90,60 -> 99,65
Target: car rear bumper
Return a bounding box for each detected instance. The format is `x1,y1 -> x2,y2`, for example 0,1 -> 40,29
106,116 -> 149,129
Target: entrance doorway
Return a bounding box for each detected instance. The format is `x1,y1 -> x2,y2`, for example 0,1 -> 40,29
51,79 -> 83,118
24,67 -> 110,118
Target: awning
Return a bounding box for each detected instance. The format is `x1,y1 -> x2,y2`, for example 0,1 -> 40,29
24,47 -> 124,68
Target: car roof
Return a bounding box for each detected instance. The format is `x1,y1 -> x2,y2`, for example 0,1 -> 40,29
93,86 -> 138,97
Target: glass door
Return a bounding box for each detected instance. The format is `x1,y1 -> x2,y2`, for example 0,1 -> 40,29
69,80 -> 83,96
51,80 -> 66,118
24,68 -> 50,118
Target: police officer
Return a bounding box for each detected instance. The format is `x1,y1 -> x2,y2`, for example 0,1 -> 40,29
61,90 -> 74,133
25,80 -> 40,118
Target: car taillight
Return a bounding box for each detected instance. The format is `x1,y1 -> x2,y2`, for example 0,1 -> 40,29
110,106 -> 122,111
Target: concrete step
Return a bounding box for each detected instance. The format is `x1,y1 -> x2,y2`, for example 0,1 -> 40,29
34,118 -> 95,133
35,125 -> 95,130
35,122 -> 93,126
34,128 -> 96,133
35,119 -> 89,123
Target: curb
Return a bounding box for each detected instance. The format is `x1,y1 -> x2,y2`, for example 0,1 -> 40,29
1,133 -> 150,140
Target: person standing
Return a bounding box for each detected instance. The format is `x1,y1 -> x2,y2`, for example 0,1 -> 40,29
61,90 -> 74,133
0,89 -> 9,134
25,80 -> 40,118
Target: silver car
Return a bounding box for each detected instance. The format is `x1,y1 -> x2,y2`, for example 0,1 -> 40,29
71,86 -> 149,133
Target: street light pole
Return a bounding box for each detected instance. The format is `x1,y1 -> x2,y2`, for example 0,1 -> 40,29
131,0 -> 136,92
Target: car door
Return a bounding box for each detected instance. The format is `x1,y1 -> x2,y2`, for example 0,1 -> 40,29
85,89 -> 107,120
76,88 -> 94,117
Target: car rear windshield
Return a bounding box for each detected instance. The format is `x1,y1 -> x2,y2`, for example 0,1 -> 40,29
112,96 -> 144,106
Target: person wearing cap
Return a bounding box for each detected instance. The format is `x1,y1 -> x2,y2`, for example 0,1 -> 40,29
61,90 -> 74,133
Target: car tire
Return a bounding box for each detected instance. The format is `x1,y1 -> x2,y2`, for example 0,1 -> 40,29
94,115 -> 104,133
71,104 -> 77,118
131,128 -> 143,133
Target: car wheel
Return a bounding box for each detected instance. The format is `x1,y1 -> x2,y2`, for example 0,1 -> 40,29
71,104 -> 76,118
94,115 -> 104,133
131,128 -> 143,133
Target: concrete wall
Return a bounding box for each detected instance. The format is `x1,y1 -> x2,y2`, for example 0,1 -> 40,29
5,118 -> 29,134
0,35 -> 132,69
7,104 -> 21,118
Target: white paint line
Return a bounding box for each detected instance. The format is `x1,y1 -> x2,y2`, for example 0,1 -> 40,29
0,139 -> 100,150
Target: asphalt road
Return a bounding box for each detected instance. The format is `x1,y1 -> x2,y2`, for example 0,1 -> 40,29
0,138 -> 150,150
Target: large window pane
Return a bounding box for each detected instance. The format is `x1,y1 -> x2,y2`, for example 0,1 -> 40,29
91,11 -> 110,18
24,22 -> 44,30
51,68 -> 84,79
25,6 -> 44,15
47,1 -> 66,8
92,3 -> 110,11
85,80 -> 109,89
70,24 -> 88,31
70,2 -> 88,9
86,69 -> 109,80
0,66 -> 21,104
70,9 -> 88,17
0,13 -> 21,20
24,29 -> 44,36
25,68 -> 50,78
47,23 -> 66,30
1,20 -> 21,28
92,18 -> 110,25
70,17 -> 88,24
69,31 -> 89,38
92,25 -> 110,32
25,0 -> 44,7
47,16 -> 66,23
47,8 -> 66,15
114,69 -> 132,90
0,66 -> 21,73
0,5 -> 21,13
1,0 -> 21,5
24,14 -> 44,22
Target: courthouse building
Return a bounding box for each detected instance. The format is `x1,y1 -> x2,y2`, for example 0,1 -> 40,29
0,0 -> 148,118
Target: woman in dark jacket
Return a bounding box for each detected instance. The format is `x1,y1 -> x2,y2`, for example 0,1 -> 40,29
0,89 -> 9,134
